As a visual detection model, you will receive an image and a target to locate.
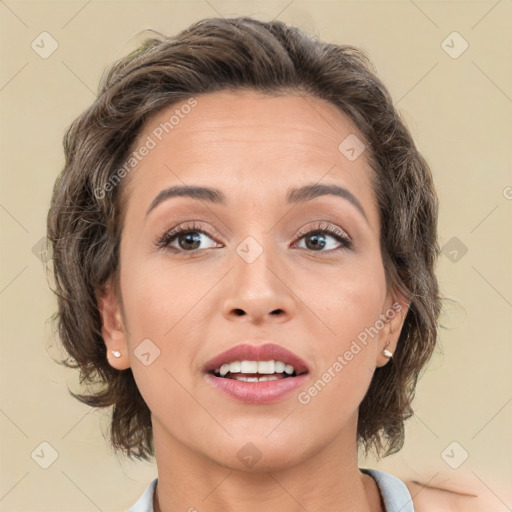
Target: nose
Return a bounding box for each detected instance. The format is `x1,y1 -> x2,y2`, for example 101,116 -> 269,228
221,243 -> 296,325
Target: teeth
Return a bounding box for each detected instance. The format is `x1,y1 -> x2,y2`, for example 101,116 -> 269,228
235,375 -> 280,382
216,360 -> 296,377
258,360 -> 274,374
230,361 -> 241,373
274,361 -> 285,373
219,363 -> 231,377
240,360 -> 258,373
284,364 -> 294,375
257,375 -> 279,381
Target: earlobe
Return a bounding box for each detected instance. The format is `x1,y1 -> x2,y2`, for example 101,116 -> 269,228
96,281 -> 131,370
376,288 -> 410,368
382,341 -> 393,359
376,340 -> 394,368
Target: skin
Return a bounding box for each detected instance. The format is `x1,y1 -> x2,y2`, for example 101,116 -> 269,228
98,90 -> 412,511
406,474 -> 511,511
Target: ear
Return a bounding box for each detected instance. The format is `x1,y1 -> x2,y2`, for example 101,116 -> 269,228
96,280 -> 131,370
375,287 -> 410,368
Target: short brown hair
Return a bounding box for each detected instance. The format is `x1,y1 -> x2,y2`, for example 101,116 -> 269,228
46,16 -> 443,461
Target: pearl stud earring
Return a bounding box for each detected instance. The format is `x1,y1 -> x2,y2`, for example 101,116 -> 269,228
382,341 -> 393,358
112,350 -> 122,358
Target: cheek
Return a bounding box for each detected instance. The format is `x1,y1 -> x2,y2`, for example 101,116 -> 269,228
298,283 -> 381,423
310,256 -> 387,341
120,255 -> 209,336
118,254 -> 214,398
303,258 -> 386,396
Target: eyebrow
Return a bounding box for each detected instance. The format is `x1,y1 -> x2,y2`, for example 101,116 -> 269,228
286,183 -> 369,224
145,183 -> 368,224
146,185 -> 226,217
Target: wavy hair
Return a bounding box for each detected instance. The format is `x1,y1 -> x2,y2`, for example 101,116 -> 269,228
46,16 -> 443,461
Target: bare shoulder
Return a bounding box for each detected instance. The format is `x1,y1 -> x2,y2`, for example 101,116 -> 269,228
405,478 -> 507,512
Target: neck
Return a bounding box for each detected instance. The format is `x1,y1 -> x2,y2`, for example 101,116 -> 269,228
151,414 -> 384,512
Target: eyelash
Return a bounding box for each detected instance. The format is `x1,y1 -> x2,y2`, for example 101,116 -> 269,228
155,221 -> 352,253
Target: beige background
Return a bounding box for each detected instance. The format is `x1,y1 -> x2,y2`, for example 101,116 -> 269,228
1,1 -> 511,510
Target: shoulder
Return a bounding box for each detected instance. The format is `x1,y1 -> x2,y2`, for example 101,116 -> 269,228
405,479 -> 497,512
127,478 -> 157,512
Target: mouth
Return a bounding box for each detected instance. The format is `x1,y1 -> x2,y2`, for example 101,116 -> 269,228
203,342 -> 310,378
208,360 -> 307,382
203,343 -> 310,403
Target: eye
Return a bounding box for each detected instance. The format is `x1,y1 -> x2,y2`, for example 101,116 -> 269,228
155,221 -> 352,253
294,222 -> 352,252
155,222 -> 221,252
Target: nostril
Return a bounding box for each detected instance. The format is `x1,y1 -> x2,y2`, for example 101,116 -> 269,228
234,309 -> 245,316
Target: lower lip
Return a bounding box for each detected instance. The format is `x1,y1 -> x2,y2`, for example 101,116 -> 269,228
204,373 -> 309,404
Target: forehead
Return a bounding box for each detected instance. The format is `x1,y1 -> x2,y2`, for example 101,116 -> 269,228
121,90 -> 379,230
134,90 -> 359,159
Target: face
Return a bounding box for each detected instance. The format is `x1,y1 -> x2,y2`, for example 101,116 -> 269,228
100,90 -> 407,471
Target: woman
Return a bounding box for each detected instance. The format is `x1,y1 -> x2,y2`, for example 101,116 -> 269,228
46,16 -> 475,511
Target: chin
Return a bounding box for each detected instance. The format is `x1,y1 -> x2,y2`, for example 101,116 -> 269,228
215,449 -> 307,473
218,433 -> 316,472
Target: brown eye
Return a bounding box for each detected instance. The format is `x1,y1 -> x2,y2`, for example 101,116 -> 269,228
295,223 -> 352,252
175,231 -> 202,250
156,222 -> 221,252
303,232 -> 329,250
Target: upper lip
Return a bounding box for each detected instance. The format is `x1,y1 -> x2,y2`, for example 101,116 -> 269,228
203,342 -> 310,375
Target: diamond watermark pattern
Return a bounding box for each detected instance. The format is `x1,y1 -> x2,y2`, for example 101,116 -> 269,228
236,236 -> 263,264
31,236 -> 51,263
31,32 -> 59,59
134,338 -> 161,366
442,236 -> 468,263
31,441 -> 59,469
441,31 -> 468,59
338,134 -> 366,161
237,442 -> 263,468
441,441 -> 469,469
